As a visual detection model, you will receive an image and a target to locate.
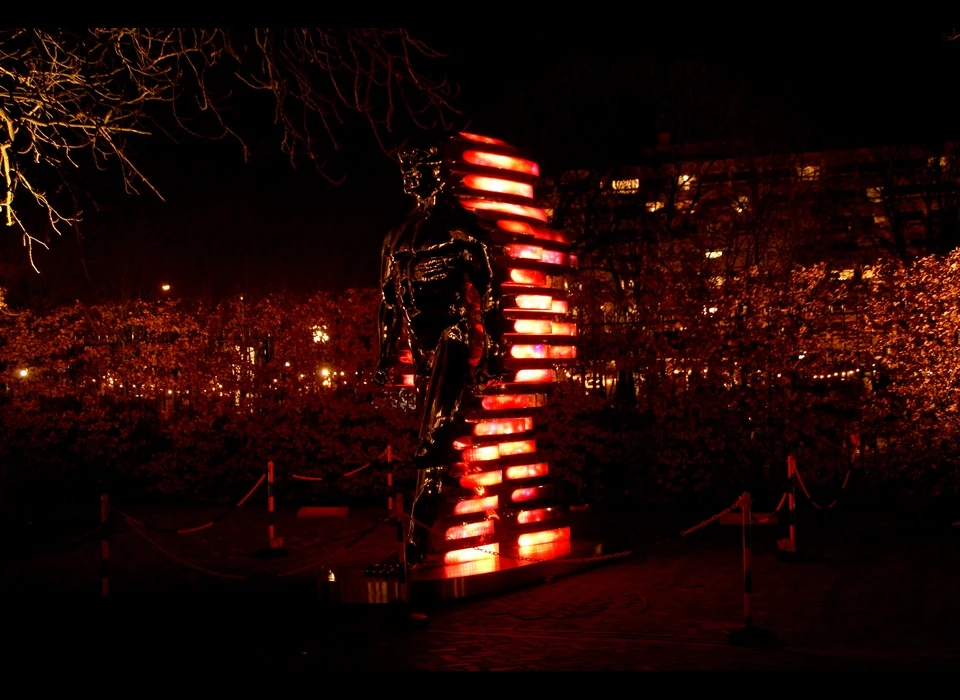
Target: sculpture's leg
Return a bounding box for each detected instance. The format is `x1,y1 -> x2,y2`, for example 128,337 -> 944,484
408,325 -> 470,562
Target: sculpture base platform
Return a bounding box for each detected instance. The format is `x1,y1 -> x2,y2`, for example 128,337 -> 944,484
317,538 -> 607,606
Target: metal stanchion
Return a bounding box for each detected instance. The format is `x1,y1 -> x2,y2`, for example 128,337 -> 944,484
777,455 -> 800,559
255,461 -> 287,558
728,492 -> 777,647
101,494 -> 110,599
386,445 -> 394,513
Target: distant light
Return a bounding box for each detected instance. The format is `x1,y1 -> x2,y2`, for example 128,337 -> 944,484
18,369 -> 27,378
161,284 -> 171,292
284,362 -> 291,367
705,251 -> 723,259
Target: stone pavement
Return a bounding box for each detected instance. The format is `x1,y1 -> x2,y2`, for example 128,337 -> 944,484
3,502 -> 960,672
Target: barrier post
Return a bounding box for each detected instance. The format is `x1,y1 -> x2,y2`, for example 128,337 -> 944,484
386,445 -> 394,513
100,493 -> 110,599
777,455 -> 799,558
728,492 -> 777,647
255,461 -> 287,558
395,491 -> 408,587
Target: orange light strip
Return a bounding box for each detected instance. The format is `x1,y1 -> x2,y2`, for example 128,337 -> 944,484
401,374 -> 415,387
498,439 -> 536,456
518,507 -> 557,524
398,349 -> 414,363
517,527 -> 570,547
473,417 -> 534,436
459,470 -> 503,488
515,369 -> 556,383
458,132 -> 509,146
551,300 -> 569,313
514,294 -> 553,310
510,269 -> 547,285
510,344 -> 577,359
480,394 -> 547,410
454,495 -> 499,515
444,542 -> 500,564
518,539 -> 571,560
514,319 -> 553,334
511,485 -> 550,502
463,150 -> 540,176
497,220 -> 567,243
505,463 -> 549,480
541,250 -> 567,265
445,520 -> 495,540
462,175 -> 534,199
461,445 -> 501,462
550,322 -> 577,336
505,243 -> 543,260
460,199 -> 548,222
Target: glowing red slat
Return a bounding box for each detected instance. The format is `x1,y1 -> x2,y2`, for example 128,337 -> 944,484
514,319 -> 553,334
398,349 -> 414,364
505,463 -> 549,480
461,445 -> 501,462
480,394 -> 547,410
498,439 -> 535,456
517,527 -> 571,547
518,539 -> 571,560
510,345 -> 577,360
401,374 -> 415,386
514,294 -> 553,310
458,132 -> 509,146
445,520 -> 495,540
463,150 -> 539,176
454,495 -> 499,515
444,543 -> 499,564
541,250 -> 568,265
459,470 -> 503,488
460,199 -> 548,222
551,299 -> 569,313
512,485 -> 550,502
551,322 -> 577,336
510,269 -> 547,285
505,243 -> 543,260
570,255 -> 579,267
473,417 -> 534,436
518,508 -> 557,524
462,175 -> 534,199
515,369 -> 556,383
497,220 -> 568,243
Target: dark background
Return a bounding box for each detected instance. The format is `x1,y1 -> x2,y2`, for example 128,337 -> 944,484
5,18 -> 960,304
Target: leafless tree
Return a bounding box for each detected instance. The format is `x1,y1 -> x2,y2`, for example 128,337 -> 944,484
0,28 -> 457,270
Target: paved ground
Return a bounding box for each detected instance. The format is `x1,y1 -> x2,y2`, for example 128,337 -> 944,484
3,499 -> 960,673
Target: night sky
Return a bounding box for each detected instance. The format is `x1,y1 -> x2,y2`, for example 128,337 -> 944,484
6,18 -> 960,305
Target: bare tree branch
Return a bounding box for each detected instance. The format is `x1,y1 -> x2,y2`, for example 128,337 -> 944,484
0,28 -> 458,271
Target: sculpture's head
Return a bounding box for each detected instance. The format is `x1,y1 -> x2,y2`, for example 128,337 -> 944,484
398,144 -> 444,206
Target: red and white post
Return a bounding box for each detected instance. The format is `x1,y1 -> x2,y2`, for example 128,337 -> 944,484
787,455 -> 798,550
257,461 -> 287,557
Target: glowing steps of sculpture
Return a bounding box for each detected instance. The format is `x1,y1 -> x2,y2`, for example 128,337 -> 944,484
321,536 -> 607,605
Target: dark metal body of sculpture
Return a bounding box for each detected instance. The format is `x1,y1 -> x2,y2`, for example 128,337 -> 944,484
373,132 -> 578,573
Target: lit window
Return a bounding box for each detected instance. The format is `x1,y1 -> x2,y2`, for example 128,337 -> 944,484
312,325 -> 330,343
866,187 -> 882,203
677,174 -> 695,190
705,250 -> 723,259
928,156 -> 950,169
838,269 -> 854,281
874,215 -> 888,225
734,196 -> 749,213
798,165 -> 820,180
646,201 -> 664,212
862,268 -> 875,280
611,178 -> 639,193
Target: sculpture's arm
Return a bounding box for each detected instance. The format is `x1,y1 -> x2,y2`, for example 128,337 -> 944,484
374,234 -> 403,386
463,233 -> 500,384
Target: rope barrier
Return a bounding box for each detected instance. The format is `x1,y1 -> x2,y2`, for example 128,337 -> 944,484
792,460 -> 851,510
115,474 -> 266,535
119,514 -> 248,580
289,447 -> 392,482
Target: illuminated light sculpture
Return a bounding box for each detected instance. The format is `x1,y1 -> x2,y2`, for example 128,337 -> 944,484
371,131 -> 578,575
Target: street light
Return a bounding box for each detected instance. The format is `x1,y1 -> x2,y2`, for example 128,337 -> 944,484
18,369 -> 27,378
161,283 -> 171,292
